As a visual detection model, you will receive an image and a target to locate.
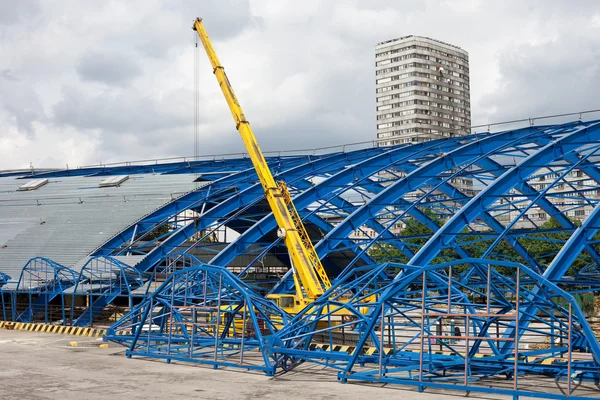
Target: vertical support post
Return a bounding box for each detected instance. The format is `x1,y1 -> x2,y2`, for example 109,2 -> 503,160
203,272 -> 207,304
567,303 -> 572,397
419,271 -> 426,384
69,290 -> 74,326
12,292 -> 16,323
486,264 -> 491,314
464,315 -> 469,386
514,268 -> 520,392
447,266 -> 452,313
44,292 -> 49,324
496,323 -> 500,351
214,274 -> 223,362
387,315 -> 392,350
146,299 -> 153,354
190,307 -> 196,358
240,299 -> 247,365
379,303 -> 385,378
328,302 -> 333,366
184,272 -> 189,306
438,319 -> 443,352
167,283 -> 175,357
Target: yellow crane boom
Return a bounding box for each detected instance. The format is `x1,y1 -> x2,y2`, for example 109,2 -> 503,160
193,18 -> 330,302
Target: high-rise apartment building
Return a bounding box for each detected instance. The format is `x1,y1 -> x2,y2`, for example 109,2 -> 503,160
375,36 -> 471,145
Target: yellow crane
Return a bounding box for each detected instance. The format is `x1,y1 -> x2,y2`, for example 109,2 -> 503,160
193,18 -> 330,312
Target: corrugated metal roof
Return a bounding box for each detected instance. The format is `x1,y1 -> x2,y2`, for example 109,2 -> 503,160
0,174 -> 196,278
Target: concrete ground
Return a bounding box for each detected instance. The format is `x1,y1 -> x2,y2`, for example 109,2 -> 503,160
0,330 -> 493,400
3,329 -> 597,399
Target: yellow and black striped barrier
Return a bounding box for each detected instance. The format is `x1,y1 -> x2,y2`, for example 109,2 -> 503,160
0,321 -> 129,337
307,342 -> 584,365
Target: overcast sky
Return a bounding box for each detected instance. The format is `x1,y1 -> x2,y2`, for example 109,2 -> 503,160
0,0 -> 599,169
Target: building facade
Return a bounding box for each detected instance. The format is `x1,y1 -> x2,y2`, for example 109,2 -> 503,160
375,36 -> 471,145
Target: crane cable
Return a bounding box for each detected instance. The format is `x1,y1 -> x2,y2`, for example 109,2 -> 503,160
194,31 -> 200,188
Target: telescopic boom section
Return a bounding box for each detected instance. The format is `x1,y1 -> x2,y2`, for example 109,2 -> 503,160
193,18 -> 330,300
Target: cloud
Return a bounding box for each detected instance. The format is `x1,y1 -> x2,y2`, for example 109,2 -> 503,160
1,0 -> 600,169
0,0 -> 40,25
76,50 -> 142,86
479,29 -> 600,123
0,70 -> 45,135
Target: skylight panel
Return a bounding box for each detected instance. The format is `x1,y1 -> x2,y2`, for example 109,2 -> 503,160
18,178 -> 49,191
99,175 -> 129,187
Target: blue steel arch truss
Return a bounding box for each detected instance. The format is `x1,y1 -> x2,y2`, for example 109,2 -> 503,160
3,120 -> 600,312
69,256 -> 145,327
0,257 -> 77,323
2,119 -> 600,396
106,261 -> 289,375
269,259 -> 600,398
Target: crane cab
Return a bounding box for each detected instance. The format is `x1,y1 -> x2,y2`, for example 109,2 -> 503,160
267,293 -> 304,314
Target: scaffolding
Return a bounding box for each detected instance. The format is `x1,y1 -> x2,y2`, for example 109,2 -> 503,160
106,260 -> 289,375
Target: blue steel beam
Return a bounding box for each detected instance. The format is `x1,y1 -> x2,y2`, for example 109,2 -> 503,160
476,148 -> 600,266
409,121 -> 600,269
210,139 -> 461,268
315,125 -> 563,270
316,126 -> 540,255
130,147 -> 385,271
93,169 -> 256,256
17,155 -> 311,179
342,159 -> 546,273
499,199 -> 600,356
92,159 -> 307,256
94,151 -> 343,257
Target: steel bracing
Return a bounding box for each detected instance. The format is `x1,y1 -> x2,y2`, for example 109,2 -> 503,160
270,259 -> 600,398
0,272 -> 9,287
106,260 -> 289,375
68,256 -> 145,327
3,119 -> 600,397
0,257 -> 77,323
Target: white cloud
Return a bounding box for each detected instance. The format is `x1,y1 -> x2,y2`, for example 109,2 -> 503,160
0,0 -> 599,169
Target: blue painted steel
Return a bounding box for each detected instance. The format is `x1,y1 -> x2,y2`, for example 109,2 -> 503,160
0,272 -> 9,287
0,257 -> 77,323
70,256 -> 144,327
106,147 -> 383,272
269,259 -> 600,398
410,122 -> 600,269
314,124 -> 556,267
105,260 -> 289,375
211,140 -> 458,268
3,119 -> 600,397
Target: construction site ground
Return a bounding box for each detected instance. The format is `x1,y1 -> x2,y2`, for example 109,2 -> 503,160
2,329 -> 599,399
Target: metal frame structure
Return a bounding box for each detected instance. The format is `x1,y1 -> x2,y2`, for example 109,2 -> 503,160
68,256 -> 145,327
105,260 -> 288,375
269,259 -> 600,399
0,272 -> 9,287
2,119 -> 600,397
0,257 -> 77,323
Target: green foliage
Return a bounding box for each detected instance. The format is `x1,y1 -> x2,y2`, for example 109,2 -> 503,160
518,218 -> 592,276
368,209 -> 452,265
368,215 -> 598,277
145,224 -> 175,240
